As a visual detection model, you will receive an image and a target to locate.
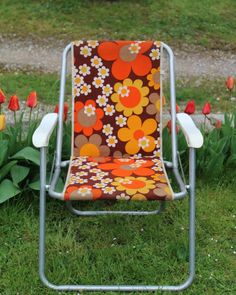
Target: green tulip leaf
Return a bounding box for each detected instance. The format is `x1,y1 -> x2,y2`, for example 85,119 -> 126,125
0,140 -> 9,166
11,147 -> 40,166
0,179 -> 21,203
0,160 -> 18,182
10,165 -> 30,185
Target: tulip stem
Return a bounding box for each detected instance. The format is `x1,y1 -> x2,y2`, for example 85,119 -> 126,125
29,108 -> 32,125
13,111 -> 16,124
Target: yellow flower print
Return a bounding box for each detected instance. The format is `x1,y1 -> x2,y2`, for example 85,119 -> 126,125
111,79 -> 149,116
118,115 -> 157,155
112,176 -> 155,195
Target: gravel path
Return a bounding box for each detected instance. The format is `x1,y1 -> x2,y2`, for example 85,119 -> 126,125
0,37 -> 236,78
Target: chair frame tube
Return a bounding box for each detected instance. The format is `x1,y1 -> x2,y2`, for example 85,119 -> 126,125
39,42 -> 196,292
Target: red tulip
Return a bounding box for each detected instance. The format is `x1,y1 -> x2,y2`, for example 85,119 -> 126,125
0,89 -> 6,104
54,102 -> 69,122
202,102 -> 211,115
176,104 -> 180,113
8,95 -> 20,111
215,120 -> 222,129
167,120 -> 179,134
225,76 -> 234,91
184,100 -> 195,115
26,91 -> 37,108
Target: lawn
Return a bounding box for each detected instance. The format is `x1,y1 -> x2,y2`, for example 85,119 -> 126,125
0,0 -> 236,50
1,71 -> 235,113
0,178 -> 235,294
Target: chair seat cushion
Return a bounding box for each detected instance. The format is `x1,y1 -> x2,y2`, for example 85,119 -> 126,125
64,156 -> 173,201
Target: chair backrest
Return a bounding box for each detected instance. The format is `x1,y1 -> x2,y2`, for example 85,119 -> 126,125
72,40 -> 163,158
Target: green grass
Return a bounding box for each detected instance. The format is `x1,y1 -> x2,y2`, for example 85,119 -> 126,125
0,180 -> 236,294
1,71 -> 235,113
0,0 -> 236,49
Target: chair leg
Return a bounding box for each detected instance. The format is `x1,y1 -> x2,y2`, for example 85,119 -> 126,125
38,147 -> 196,292
39,147 -> 58,289
187,147 -> 196,284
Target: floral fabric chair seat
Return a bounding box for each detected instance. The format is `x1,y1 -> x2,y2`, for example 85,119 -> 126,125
64,40 -> 173,201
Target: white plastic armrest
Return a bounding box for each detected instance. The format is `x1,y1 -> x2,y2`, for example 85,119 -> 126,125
32,113 -> 58,148
177,113 -> 204,148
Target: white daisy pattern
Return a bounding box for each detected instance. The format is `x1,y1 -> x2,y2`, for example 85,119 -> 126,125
150,48 -> 160,60
117,85 -> 130,97
74,87 -> 81,97
102,186 -> 116,194
77,178 -> 88,184
80,46 -> 92,57
84,104 -> 96,116
75,171 -> 88,177
96,95 -> 108,107
106,136 -> 118,147
74,75 -> 84,87
92,76 -> 104,88
79,64 -> 91,76
116,193 -> 130,201
78,187 -> 92,196
87,40 -> 99,48
115,115 -> 127,127
102,124 -> 113,136
102,84 -> 113,96
104,104 -> 115,116
91,55 -> 103,68
74,40 -> 84,47
80,165 -> 91,170
128,43 -> 141,54
96,171 -> 109,178
94,182 -> 107,188
91,168 -> 101,173
98,66 -> 110,78
80,83 -> 91,95
138,136 -> 150,149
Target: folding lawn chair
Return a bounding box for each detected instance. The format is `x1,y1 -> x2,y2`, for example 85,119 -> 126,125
32,40 -> 203,292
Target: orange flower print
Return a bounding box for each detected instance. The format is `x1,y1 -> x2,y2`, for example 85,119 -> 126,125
118,115 -> 157,154
74,100 -> 104,136
97,158 -> 155,177
74,134 -> 110,157
111,79 -> 149,116
98,41 -> 153,80
64,185 -> 102,201
147,67 -> 160,90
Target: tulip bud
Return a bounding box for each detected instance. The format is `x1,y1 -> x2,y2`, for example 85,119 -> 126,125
184,100 -> 195,115
176,104 -> 181,113
202,102 -> 211,115
167,120 -> 179,134
54,102 -> 69,122
0,89 -> 6,104
225,76 -> 234,91
26,91 -> 37,108
215,120 -> 222,129
0,114 -> 6,131
8,95 -> 20,111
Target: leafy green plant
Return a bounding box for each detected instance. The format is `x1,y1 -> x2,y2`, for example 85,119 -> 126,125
0,118 -> 40,203
0,90 -> 63,203
163,112 -> 236,179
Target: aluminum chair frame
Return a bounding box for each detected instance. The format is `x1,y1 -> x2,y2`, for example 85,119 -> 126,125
33,42 -> 203,292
